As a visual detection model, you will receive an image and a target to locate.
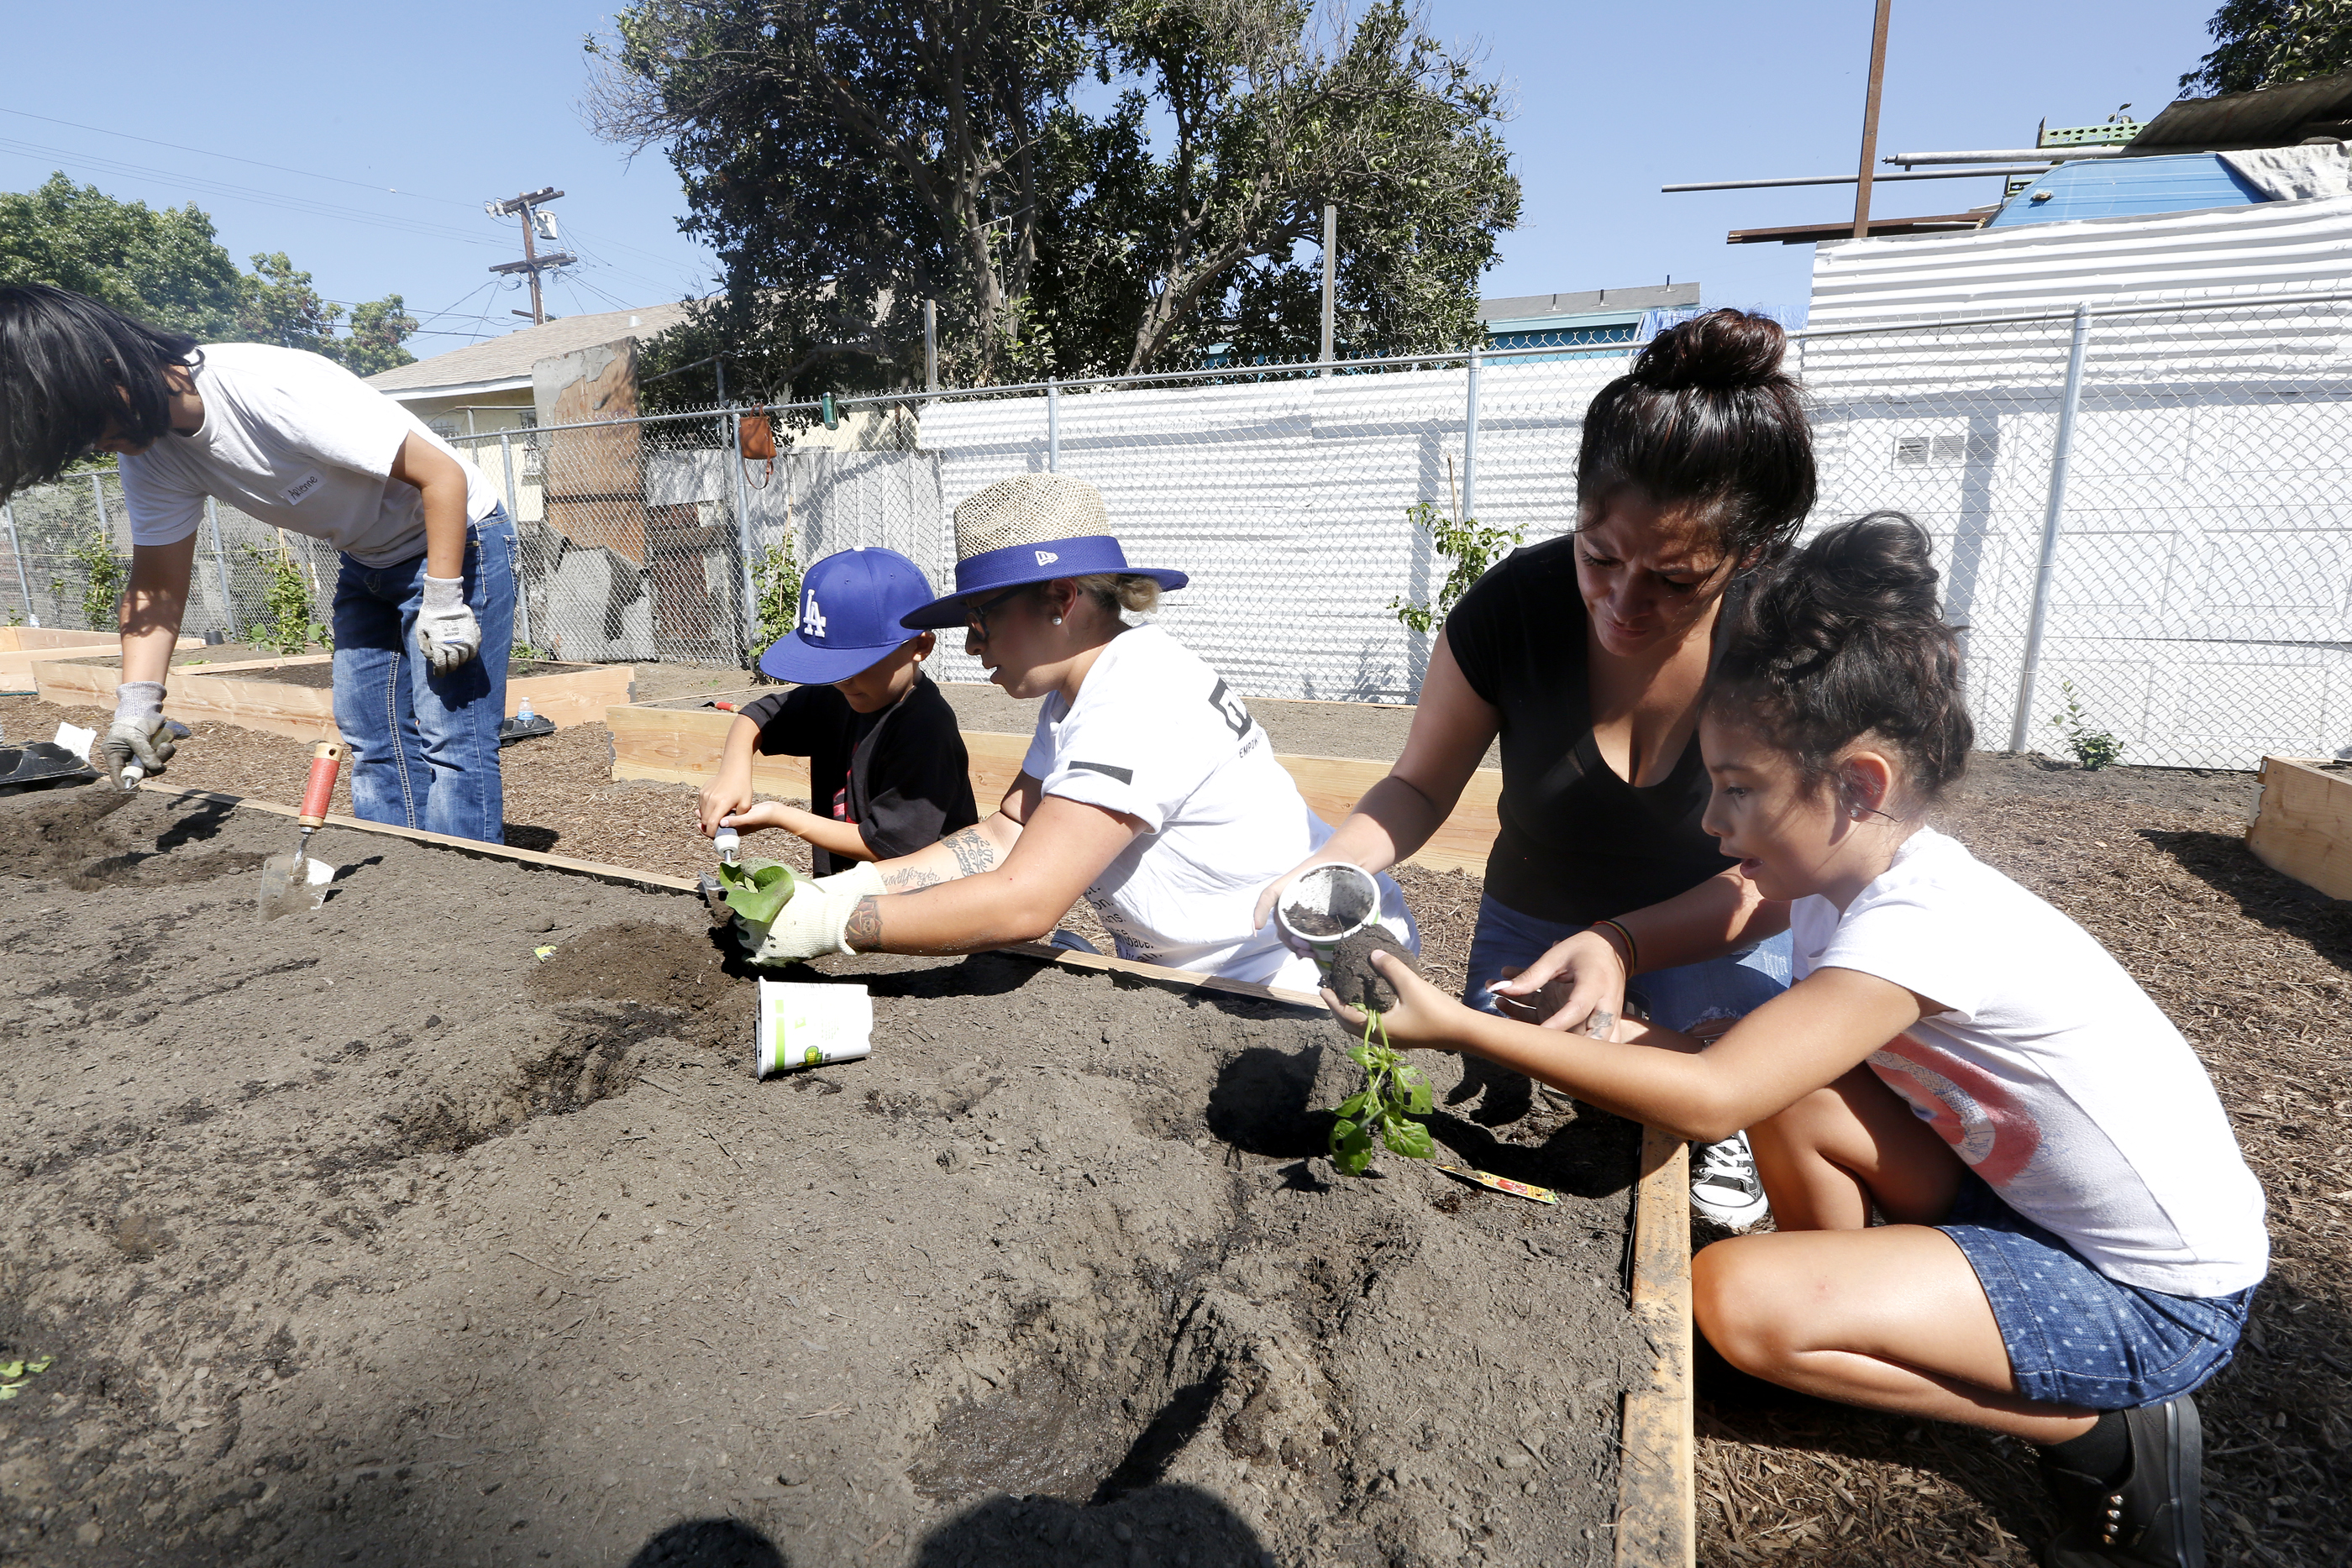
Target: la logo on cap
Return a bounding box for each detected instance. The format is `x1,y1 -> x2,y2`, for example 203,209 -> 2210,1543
801,592 -> 827,639
1034,549 -> 1058,565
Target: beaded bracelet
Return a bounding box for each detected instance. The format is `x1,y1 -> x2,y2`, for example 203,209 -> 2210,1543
1589,917 -> 1640,975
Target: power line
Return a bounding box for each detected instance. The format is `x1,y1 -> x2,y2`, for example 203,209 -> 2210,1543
0,106 -> 476,208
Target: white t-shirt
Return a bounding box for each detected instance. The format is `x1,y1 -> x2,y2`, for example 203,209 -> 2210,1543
1791,827 -> 2266,1298
118,343 -> 497,569
1021,624 -> 1412,991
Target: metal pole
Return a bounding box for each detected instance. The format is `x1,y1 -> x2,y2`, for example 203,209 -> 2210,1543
1462,345 -> 1481,520
2008,302 -> 2091,753
1320,204 -> 1338,375
205,496 -> 237,641
924,299 -> 939,396
1047,379 -> 1060,473
1851,0 -> 1893,239
732,407 -> 761,664
2,499 -> 35,627
497,431 -> 531,656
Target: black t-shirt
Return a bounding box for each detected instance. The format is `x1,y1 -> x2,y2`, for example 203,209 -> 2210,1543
733,673 -> 979,876
1443,534 -> 1738,926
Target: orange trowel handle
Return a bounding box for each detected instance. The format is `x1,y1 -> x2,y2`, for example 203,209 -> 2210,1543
298,742 -> 344,829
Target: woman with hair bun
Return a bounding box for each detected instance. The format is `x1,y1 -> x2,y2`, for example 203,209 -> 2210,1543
1258,307 -> 1813,1225
1328,514 -> 2265,1568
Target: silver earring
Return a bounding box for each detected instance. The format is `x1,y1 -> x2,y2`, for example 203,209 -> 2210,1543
1050,615 -> 1062,626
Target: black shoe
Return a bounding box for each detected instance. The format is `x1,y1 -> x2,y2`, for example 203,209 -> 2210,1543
2039,1396 -> 2204,1568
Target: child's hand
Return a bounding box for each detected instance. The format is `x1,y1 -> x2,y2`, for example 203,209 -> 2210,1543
698,774 -> 755,837
1322,948 -> 1473,1051
718,800 -> 805,834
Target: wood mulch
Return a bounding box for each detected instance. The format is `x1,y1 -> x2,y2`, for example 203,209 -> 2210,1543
7,691 -> 2344,1563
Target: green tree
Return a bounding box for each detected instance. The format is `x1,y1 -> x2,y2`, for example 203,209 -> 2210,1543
589,0 -> 1517,391
2181,0 -> 2352,93
0,172 -> 242,336
0,176 -> 417,371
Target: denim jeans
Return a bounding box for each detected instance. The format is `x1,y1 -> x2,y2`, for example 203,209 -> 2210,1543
1461,892 -> 1792,1032
331,508 -> 513,844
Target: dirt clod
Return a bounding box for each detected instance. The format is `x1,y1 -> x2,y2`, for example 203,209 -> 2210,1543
1326,927 -> 1420,1013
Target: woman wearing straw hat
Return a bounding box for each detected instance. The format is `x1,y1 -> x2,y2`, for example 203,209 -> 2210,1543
736,472 -> 1415,989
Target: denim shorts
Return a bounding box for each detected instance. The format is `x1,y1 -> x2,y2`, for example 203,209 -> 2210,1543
1940,1174 -> 2257,1411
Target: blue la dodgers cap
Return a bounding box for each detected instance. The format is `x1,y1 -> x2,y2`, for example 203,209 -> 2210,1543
758,548 -> 939,684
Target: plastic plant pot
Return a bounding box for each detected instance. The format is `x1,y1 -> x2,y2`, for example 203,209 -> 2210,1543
1275,863 -> 1383,968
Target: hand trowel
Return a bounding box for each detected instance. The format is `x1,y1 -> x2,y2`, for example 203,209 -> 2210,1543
257,742 -> 344,920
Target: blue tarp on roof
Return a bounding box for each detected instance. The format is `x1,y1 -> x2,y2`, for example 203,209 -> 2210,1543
1987,153 -> 2268,228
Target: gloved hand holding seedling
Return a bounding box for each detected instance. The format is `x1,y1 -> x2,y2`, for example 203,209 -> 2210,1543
1326,1006 -> 1436,1176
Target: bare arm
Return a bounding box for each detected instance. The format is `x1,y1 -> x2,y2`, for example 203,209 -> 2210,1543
697,714 -> 764,836
1253,632 -> 1498,925
1341,952 -> 1928,1144
843,789 -> 1142,954
119,536 -> 197,685
1491,869 -> 1793,1030
387,431 -> 471,579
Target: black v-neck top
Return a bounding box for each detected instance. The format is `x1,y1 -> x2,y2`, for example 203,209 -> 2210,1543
1443,535 -> 1738,925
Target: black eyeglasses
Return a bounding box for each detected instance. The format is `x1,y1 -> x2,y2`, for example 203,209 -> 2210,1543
963,586 -> 1026,644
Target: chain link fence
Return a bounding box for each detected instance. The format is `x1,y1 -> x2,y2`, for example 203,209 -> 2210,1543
3,301 -> 2344,768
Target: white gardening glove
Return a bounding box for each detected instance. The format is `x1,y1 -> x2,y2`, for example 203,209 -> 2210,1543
736,887 -> 860,966
811,861 -> 886,899
99,681 -> 176,789
416,574 -> 480,675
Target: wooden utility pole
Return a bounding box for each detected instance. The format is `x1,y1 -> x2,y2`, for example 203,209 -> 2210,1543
485,187 -> 577,325
1851,0 -> 1893,239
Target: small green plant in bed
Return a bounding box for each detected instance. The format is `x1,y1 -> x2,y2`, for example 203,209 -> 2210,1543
714,861 -> 800,924
1326,1009 -> 1435,1175
2049,679 -> 2124,771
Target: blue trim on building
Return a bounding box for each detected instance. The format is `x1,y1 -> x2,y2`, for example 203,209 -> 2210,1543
1987,153 -> 2267,229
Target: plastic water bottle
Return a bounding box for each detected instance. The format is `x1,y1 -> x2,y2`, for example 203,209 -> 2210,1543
517,698 -> 537,724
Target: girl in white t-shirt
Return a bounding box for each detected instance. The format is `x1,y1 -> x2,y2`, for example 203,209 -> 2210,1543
1335,515 -> 2264,1568
739,472 -> 1413,992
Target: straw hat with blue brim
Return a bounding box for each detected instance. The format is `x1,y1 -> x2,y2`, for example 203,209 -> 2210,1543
758,547 -> 939,684
899,474 -> 1189,630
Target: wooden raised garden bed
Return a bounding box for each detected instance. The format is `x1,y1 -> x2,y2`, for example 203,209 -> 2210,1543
2247,754 -> 2352,901
0,627 -> 201,690
31,653 -> 634,744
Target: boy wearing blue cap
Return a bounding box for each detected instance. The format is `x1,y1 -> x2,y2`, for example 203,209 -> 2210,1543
696,548 -> 978,873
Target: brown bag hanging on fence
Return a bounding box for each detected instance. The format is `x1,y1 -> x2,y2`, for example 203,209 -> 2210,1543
738,411 -> 776,489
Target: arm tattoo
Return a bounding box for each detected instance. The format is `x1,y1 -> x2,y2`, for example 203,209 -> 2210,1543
882,865 -> 944,891
844,896 -> 883,952
943,826 -> 1000,879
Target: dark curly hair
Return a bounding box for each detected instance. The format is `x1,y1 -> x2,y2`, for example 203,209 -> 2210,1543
1705,511 -> 1973,811
1577,308 -> 1815,570
0,284 -> 202,498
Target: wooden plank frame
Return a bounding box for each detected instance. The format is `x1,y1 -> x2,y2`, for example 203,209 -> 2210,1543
0,628 -> 202,688
2247,754 -> 2352,901
146,781 -> 1693,1557
605,701 -> 1506,875
32,656 -> 636,744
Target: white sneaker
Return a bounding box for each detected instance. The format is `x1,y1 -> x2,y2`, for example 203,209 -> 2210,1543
1690,1130 -> 1771,1230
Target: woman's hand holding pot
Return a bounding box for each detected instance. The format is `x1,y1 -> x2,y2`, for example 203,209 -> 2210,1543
1485,930 -> 1629,1033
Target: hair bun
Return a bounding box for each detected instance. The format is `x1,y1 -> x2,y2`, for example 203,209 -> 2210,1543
1631,308 -> 1787,391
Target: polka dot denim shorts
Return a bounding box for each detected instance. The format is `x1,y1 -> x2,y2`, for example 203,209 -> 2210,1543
1940,1174 -> 2259,1411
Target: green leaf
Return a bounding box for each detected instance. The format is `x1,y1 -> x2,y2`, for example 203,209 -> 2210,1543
0,1362 -> 18,1380
1382,1120 -> 1435,1162
717,861 -> 800,925
1404,1080 -> 1433,1116
25,1357 -> 50,1375
1334,1092 -> 1370,1122
1332,1131 -> 1375,1177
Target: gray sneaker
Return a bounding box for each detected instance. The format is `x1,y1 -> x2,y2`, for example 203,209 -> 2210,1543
1690,1130 -> 1770,1230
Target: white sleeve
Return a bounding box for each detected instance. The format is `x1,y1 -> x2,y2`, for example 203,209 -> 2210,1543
117,454 -> 204,549
1814,884 -> 1987,1021
1033,690 -> 1213,835
254,353 -> 417,480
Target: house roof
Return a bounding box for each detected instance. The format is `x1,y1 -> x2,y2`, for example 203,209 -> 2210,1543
365,301 -> 698,398
1478,282 -> 1700,321
2128,68 -> 2352,153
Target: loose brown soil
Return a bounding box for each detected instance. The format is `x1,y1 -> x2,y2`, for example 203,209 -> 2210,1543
1327,931 -> 1422,1015
8,679 -> 2340,1563
0,785 -> 1641,1566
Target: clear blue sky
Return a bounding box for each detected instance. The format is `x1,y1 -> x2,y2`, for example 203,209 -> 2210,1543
2,1 -> 2223,356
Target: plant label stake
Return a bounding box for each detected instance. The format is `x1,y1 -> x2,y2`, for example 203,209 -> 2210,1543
257,742 -> 342,920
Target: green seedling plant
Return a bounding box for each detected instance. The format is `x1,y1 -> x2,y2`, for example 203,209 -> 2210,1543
246,542 -> 332,653
71,528 -> 129,632
1326,1007 -> 1436,1175
0,1356 -> 54,1402
714,860 -> 800,925
2049,679 -> 2124,771
1389,501 -> 1525,635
